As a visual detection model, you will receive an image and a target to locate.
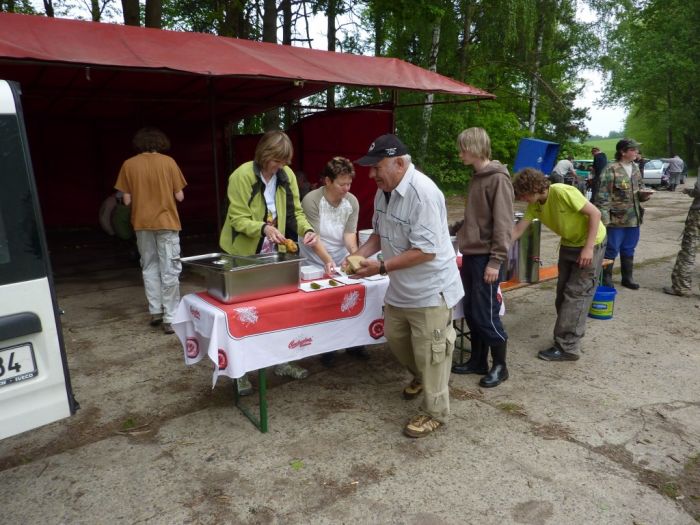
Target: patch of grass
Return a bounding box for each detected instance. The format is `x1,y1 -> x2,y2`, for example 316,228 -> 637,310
121,418 -> 136,430
290,459 -> 304,471
661,481 -> 681,499
583,138 -> 619,158
497,402 -> 527,416
685,453 -> 700,472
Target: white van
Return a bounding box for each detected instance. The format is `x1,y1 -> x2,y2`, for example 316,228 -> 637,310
0,80 -> 78,439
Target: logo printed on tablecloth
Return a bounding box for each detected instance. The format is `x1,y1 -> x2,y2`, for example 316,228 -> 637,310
234,306 -> 259,326
289,335 -> 313,349
341,290 -> 360,312
369,318 -> 384,339
185,337 -> 200,358
189,306 -> 201,320
218,349 -> 228,370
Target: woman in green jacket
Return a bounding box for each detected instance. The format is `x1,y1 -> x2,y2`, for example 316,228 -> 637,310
219,130 -> 332,392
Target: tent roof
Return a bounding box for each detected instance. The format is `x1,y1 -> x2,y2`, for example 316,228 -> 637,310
0,13 -> 493,121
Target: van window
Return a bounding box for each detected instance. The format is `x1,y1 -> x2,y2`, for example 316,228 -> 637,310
0,115 -> 46,285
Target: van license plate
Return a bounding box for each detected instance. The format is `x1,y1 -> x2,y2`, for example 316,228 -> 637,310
0,343 -> 38,387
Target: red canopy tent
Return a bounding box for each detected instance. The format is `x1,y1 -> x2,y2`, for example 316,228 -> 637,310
0,13 -> 493,232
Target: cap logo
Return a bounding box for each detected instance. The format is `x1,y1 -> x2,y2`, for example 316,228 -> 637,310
386,147 -> 397,156
368,142 -> 376,152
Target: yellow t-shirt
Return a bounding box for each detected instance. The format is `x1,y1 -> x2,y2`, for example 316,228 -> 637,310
115,152 -> 187,231
524,183 -> 606,247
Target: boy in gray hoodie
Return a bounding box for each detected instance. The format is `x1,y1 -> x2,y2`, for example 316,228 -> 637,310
452,128 -> 514,387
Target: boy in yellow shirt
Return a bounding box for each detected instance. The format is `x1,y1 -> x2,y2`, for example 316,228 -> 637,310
512,168 -> 607,361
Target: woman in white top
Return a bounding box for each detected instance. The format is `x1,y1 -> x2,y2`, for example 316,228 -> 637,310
301,157 -> 368,365
300,157 -> 360,269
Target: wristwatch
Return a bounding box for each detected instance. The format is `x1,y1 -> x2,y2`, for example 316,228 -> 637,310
379,261 -> 387,276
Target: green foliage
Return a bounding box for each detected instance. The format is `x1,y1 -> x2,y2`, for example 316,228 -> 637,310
583,137 -> 618,159
597,0 -> 700,165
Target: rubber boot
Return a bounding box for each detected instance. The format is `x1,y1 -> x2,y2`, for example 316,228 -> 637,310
479,342 -> 509,388
620,255 -> 639,290
602,262 -> 614,288
451,338 -> 488,375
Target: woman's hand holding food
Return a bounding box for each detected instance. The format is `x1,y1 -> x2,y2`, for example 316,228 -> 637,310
263,224 -> 285,244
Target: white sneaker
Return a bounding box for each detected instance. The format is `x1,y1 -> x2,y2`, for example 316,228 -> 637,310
274,362 -> 309,379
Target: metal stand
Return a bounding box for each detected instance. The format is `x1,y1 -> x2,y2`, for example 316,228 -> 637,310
453,318 -> 471,363
233,369 -> 269,433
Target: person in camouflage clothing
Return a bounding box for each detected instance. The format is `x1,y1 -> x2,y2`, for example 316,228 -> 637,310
594,139 -> 652,289
663,176 -> 700,296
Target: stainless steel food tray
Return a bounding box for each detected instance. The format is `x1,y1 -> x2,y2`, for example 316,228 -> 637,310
179,252 -> 304,304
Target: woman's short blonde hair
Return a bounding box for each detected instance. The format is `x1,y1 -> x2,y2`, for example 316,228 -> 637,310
255,130 -> 293,168
457,127 -> 491,160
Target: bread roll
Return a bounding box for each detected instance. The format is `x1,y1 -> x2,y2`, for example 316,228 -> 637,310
346,255 -> 366,274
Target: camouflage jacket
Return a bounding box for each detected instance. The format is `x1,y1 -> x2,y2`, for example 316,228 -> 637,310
594,161 -> 643,227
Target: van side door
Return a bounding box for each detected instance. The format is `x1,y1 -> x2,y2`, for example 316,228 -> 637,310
0,80 -> 78,440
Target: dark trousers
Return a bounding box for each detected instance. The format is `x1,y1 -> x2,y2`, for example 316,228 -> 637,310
461,254 -> 507,346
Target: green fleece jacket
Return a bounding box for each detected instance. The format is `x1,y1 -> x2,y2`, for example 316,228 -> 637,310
219,161 -> 313,255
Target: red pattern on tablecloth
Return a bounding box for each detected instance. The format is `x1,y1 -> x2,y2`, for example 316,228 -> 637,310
196,284 -> 367,338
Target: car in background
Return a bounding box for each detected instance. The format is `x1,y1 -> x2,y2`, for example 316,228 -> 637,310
574,159 -> 593,181
641,159 -> 669,187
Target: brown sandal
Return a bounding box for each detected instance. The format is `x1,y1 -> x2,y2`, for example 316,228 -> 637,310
402,378 -> 423,400
403,414 -> 442,438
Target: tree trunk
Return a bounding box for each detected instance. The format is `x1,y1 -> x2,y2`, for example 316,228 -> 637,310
527,10 -> 545,135
373,6 -> 383,56
666,87 -> 674,155
90,0 -> 100,21
326,0 -> 337,109
43,0 -> 54,17
262,0 -> 280,131
419,20 -> 441,160
145,0 -> 162,29
121,0 -> 140,26
458,0 -> 473,80
282,0 -> 293,129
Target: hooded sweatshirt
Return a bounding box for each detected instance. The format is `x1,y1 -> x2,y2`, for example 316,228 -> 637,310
457,160 -> 514,269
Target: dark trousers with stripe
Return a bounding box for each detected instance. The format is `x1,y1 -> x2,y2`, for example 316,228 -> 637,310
461,254 -> 507,346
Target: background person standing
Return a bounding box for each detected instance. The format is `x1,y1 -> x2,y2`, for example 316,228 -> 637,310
661,154 -> 684,191
114,127 -> 186,335
590,147 -> 608,203
594,138 -> 651,290
663,176 -> 700,296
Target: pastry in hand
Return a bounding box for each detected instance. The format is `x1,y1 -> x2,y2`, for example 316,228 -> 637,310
283,238 -> 298,253
346,255 -> 366,274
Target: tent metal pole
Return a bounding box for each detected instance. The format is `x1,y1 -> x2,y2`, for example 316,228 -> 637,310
209,78 -> 222,234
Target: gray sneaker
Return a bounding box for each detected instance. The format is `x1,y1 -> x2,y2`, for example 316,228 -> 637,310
236,373 -> 253,396
274,362 -> 309,379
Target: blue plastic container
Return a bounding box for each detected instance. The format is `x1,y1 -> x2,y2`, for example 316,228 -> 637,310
588,286 -> 617,320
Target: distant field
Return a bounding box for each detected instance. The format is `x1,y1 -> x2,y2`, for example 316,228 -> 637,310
583,138 -> 618,158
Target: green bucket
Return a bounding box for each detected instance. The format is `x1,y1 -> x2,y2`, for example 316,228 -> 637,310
588,285 -> 616,320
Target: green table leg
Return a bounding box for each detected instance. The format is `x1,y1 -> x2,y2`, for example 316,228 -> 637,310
233,369 -> 268,433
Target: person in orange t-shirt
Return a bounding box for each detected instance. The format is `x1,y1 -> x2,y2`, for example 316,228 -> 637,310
115,127 -> 187,334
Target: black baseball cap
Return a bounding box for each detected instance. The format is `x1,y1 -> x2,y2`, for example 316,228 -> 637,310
616,138 -> 641,152
354,134 -> 409,166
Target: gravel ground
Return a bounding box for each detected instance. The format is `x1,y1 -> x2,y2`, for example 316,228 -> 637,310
1,179 -> 698,525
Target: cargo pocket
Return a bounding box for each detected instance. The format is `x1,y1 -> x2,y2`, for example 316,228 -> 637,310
430,328 -> 448,365
164,237 -> 182,281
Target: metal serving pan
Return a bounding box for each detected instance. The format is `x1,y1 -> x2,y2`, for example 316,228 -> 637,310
179,252 -> 305,304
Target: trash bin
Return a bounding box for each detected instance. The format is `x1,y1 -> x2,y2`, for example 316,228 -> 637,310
507,215 -> 541,283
